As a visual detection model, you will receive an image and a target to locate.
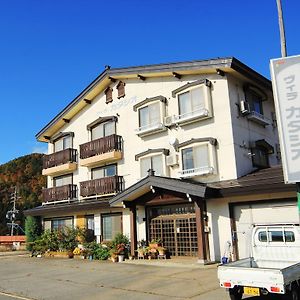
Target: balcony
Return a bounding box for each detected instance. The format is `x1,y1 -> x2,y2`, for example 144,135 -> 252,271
172,108 -> 210,126
135,122 -> 166,137
246,111 -> 271,126
80,176 -> 124,198
179,166 -> 214,178
42,184 -> 77,205
80,134 -> 123,167
42,148 -> 77,176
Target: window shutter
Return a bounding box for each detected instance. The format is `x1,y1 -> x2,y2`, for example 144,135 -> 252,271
105,87 -> 113,104
117,81 -> 125,99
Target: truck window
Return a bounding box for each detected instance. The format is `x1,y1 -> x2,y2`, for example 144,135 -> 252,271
258,230 -> 295,243
269,231 -> 284,242
284,231 -> 295,242
258,231 -> 267,242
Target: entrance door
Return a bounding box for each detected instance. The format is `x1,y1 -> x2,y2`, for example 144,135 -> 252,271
149,214 -> 198,256
233,200 -> 298,259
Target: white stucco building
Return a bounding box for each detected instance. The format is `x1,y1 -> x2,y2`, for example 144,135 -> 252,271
26,57 -> 297,263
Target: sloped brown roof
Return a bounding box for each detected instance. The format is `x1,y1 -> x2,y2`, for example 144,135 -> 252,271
208,165 -> 295,197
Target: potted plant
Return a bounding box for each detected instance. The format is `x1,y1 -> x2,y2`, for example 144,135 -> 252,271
149,238 -> 161,249
157,246 -> 167,256
116,243 -> 125,262
109,248 -> 118,263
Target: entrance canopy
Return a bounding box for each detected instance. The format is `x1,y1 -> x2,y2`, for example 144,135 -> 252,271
109,174 -> 215,207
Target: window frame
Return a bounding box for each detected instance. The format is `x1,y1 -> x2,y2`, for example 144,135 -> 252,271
44,216 -> 74,231
101,213 -> 122,242
91,164 -> 117,180
251,146 -> 270,169
178,140 -> 217,178
53,173 -> 73,187
139,153 -> 165,178
91,120 -> 116,141
172,79 -> 212,125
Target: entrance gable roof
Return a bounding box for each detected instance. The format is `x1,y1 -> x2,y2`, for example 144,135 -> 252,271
109,175 -> 209,207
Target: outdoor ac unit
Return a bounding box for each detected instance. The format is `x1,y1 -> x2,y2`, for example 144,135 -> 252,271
164,115 -> 173,127
166,154 -> 179,167
240,100 -> 250,114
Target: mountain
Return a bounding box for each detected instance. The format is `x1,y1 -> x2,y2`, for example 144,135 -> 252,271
0,153 -> 46,235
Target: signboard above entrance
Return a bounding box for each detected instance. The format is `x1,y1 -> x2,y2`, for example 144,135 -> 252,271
270,55 -> 300,183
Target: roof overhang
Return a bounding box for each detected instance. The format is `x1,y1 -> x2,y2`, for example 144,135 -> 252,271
36,57 -> 272,142
24,198 -> 111,217
109,175 -> 210,207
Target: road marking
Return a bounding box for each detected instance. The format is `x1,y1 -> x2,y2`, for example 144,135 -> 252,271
0,291 -> 34,300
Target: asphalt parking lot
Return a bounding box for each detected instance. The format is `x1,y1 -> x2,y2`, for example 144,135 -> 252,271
0,254 -> 285,300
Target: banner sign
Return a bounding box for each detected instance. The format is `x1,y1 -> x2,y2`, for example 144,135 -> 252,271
270,55 -> 300,183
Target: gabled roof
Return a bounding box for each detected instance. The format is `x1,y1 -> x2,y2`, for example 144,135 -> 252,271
109,175 -> 211,207
36,57 -> 272,142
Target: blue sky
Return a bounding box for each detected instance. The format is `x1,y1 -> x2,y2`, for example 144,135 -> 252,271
0,0 -> 299,165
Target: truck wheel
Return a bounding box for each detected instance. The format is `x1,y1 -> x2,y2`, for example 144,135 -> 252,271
291,286 -> 299,300
229,287 -> 243,300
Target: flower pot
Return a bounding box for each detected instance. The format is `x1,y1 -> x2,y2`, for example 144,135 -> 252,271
118,254 -> 124,262
67,251 -> 74,259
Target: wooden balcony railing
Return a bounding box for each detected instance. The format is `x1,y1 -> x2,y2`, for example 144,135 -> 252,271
42,184 -> 77,203
80,134 -> 122,159
80,176 -> 124,197
43,148 -> 77,169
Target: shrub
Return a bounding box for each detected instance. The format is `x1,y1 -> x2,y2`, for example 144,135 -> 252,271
94,245 -> 110,260
25,216 -> 41,251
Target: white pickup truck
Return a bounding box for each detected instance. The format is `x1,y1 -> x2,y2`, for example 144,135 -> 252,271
218,224 -> 300,300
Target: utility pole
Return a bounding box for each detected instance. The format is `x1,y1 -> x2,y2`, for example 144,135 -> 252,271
276,0 -> 287,57
6,187 -> 20,236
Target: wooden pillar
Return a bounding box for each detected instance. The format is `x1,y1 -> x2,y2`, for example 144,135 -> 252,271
195,199 -> 207,264
129,204 -> 137,257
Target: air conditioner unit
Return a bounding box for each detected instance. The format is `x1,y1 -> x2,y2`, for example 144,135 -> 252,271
166,154 -> 179,167
164,115 -> 173,127
240,100 -> 250,114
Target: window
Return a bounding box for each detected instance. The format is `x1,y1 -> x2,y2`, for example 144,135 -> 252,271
246,89 -> 263,115
252,147 -> 269,168
181,144 -> 211,176
140,155 -> 163,177
178,87 -> 206,117
85,215 -> 95,241
172,79 -> 212,125
243,86 -> 270,126
139,102 -> 161,130
105,87 -> 113,104
53,174 -> 73,187
92,164 -> 116,179
133,96 -> 167,136
258,230 -> 295,243
116,81 -> 125,99
51,217 -> 73,231
91,121 -> 115,140
102,213 -> 122,241
86,215 -> 95,231
54,135 -> 72,152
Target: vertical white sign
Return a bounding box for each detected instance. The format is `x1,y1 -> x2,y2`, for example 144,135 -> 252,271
270,55 -> 300,183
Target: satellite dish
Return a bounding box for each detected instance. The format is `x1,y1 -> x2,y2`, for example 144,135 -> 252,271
169,136 -> 178,146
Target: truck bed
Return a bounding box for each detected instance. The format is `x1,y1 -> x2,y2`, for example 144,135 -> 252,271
218,258 -> 300,293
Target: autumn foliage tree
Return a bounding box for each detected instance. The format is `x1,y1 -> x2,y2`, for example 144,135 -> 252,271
0,153 -> 46,235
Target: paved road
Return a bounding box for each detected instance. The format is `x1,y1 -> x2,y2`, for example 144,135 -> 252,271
0,255 -> 284,300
